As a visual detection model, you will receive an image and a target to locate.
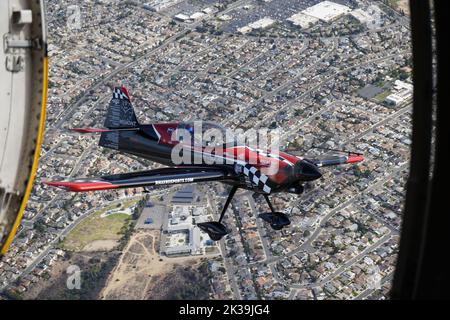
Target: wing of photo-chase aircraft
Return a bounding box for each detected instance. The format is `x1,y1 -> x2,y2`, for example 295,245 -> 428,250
44,166 -> 236,192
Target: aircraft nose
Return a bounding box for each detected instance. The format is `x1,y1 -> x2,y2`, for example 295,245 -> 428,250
297,160 -> 322,181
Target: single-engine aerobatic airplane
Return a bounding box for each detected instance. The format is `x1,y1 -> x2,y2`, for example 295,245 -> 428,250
45,86 -> 364,241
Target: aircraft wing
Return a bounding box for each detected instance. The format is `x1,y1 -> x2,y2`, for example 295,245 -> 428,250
44,166 -> 235,192
310,154 -> 364,167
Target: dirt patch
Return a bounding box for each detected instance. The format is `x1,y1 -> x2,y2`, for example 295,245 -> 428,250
128,241 -> 146,254
83,240 -> 118,252
100,230 -> 206,300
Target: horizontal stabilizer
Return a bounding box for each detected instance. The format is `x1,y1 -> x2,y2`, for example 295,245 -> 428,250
71,128 -> 110,133
311,154 -> 364,167
71,127 -> 139,133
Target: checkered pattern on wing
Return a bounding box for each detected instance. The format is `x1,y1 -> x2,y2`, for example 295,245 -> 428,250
242,164 -> 272,194
113,88 -> 129,100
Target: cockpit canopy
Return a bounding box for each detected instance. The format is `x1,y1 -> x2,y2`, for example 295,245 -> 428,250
175,121 -> 237,147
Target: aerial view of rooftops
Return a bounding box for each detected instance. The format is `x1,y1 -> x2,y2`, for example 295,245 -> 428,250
3,0 -> 429,304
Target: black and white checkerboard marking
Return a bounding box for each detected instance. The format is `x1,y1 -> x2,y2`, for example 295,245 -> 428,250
243,164 -> 273,194
113,88 -> 129,100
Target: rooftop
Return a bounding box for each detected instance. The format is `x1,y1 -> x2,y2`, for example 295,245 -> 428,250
302,1 -> 351,22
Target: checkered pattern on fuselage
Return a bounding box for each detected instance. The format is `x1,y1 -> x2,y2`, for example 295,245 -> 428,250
242,164 -> 273,194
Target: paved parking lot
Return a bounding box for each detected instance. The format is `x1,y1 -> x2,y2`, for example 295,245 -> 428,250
135,205 -> 166,230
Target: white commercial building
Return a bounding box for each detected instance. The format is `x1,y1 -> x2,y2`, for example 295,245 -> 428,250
287,12 -> 319,29
174,13 -> 191,22
393,80 -> 413,92
385,80 -> 413,106
218,14 -> 232,21
144,0 -> 184,12
190,12 -> 206,21
248,17 -> 276,29
302,1 -> 351,22
238,17 -> 276,34
350,8 -> 373,24
237,26 -> 252,34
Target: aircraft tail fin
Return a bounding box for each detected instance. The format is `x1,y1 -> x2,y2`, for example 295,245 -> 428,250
99,86 -> 140,150
103,86 -> 139,129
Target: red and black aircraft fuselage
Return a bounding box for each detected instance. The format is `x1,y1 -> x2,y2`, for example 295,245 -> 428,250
46,87 -> 364,240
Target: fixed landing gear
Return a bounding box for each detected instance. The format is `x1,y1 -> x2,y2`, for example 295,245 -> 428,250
197,187 -> 291,241
258,194 -> 291,231
197,186 -> 238,241
196,221 -> 229,241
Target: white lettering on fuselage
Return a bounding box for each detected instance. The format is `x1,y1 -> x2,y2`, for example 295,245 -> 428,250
154,178 -> 194,185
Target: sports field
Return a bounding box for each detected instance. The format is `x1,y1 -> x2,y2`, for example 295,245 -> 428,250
61,199 -> 139,252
